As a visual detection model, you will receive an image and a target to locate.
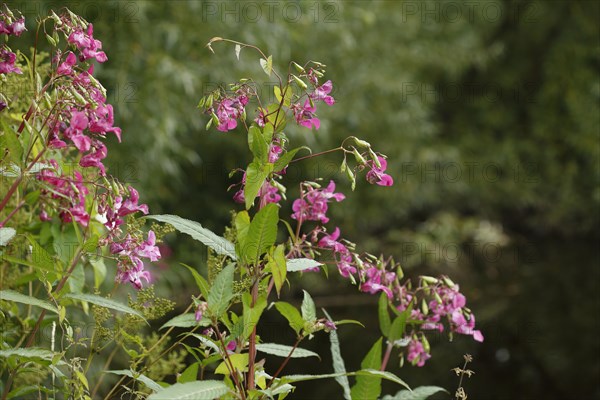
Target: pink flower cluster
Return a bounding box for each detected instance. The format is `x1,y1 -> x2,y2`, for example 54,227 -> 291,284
37,160 -> 90,226
290,79 -> 335,130
111,231 -> 160,290
292,180 -> 345,224
212,93 -> 249,132
0,8 -> 24,75
67,24 -> 108,63
366,156 -> 394,187
97,186 -> 159,290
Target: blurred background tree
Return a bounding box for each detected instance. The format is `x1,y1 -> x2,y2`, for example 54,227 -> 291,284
5,0 -> 599,398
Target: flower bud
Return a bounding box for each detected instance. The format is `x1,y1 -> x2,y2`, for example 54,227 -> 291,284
442,276 -> 456,288
45,33 -> 57,47
292,74 -> 307,90
352,148 -> 367,165
354,138 -> 371,148
421,276 -> 438,284
421,299 -> 429,315
292,62 -> 305,73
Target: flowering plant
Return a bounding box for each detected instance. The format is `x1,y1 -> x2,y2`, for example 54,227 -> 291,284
0,7 -> 481,400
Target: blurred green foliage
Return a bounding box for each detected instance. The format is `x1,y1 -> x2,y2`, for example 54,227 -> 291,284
5,0 -> 599,398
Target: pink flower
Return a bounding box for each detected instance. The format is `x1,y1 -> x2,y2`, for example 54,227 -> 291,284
407,337 -> 431,367
68,24 -> 107,63
215,95 -> 248,132
311,80 -> 335,105
0,48 -> 21,74
79,140 -> 107,175
366,156 -> 394,186
116,259 -> 151,290
258,181 -> 282,208
89,104 -> 122,141
57,52 -> 77,75
136,230 -> 161,262
291,99 -> 320,130
292,181 -> 345,224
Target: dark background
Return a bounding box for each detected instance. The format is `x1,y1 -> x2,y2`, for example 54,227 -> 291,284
5,1 -> 599,399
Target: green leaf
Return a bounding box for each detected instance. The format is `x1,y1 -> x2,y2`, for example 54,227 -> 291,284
273,146 -> 309,173
255,343 -> 320,359
379,293 -> 392,337
146,215 -> 236,260
323,309 -> 352,400
181,263 -> 210,299
286,258 -> 323,272
351,338 -> 383,400
388,309 -> 410,342
242,292 -> 268,339
243,203 -> 279,265
301,290 -> 316,322
26,235 -> 59,274
381,386 -> 448,400
1,120 -> 23,164
250,125 -> 269,163
160,313 -> 210,330
234,211 -> 251,251
274,302 -> 305,335
0,348 -> 64,365
214,353 -> 249,375
89,257 -> 106,290
244,160 -> 273,209
106,370 -> 163,393
356,369 -> 411,392
62,293 -> 146,323
146,381 -> 229,400
0,290 -> 58,314
268,244 -> 287,296
82,234 -> 99,253
259,55 -> 273,76
178,362 -> 200,383
207,263 -> 235,318
0,227 -> 16,246
274,85 -> 293,107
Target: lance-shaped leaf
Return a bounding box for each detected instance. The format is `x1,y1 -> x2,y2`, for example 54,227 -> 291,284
381,386 -> 448,400
244,160 -> 273,209
274,301 -> 305,335
0,348 -> 65,366
379,293 -> 392,337
106,370 -> 163,393
62,293 -> 146,323
181,263 -> 210,300
147,380 -> 229,400
273,146 -> 309,173
351,337 -> 383,400
242,292 -> 268,339
243,203 -> 279,265
301,290 -> 316,322
207,263 -> 235,318
268,244 -> 287,296
0,290 -> 58,314
286,258 -> 323,272
147,215 -> 236,260
256,343 -> 320,359
160,313 -> 210,330
323,309 -> 351,400
215,353 -> 249,375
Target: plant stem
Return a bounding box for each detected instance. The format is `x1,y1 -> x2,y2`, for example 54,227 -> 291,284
290,146 -> 343,164
0,200 -> 25,227
247,279 -> 259,391
380,340 -> 394,371
215,326 -> 247,400
267,336 -> 302,387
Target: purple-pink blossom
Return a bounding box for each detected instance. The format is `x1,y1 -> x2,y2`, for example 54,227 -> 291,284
311,80 -> 335,106
0,47 -> 21,75
68,24 -> 107,63
214,95 -> 248,132
292,180 -> 345,224
407,336 -> 431,367
366,156 -> 394,187
291,99 -> 320,130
